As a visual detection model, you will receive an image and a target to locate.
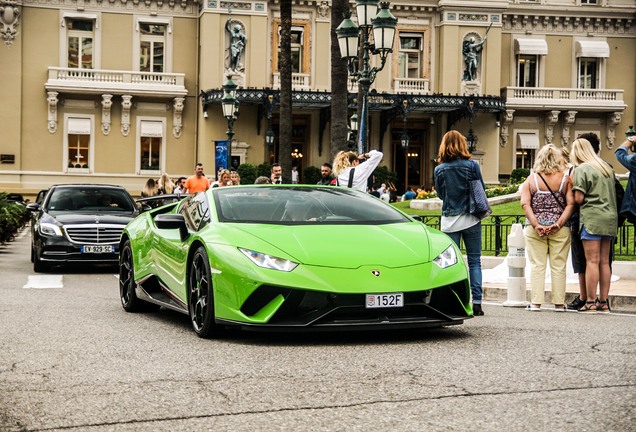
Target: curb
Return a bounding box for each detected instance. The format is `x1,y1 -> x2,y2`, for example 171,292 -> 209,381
483,286 -> 636,314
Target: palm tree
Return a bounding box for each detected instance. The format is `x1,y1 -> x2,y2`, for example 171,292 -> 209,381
330,0 -> 350,160
278,0 -> 293,178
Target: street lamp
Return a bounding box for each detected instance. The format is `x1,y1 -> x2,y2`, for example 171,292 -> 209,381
264,94 -> 276,149
348,113 -> 358,150
400,99 -> 409,150
336,1 -> 397,154
221,75 -> 239,161
466,99 -> 478,153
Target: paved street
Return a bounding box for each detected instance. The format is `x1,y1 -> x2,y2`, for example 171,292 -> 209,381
1,229 -> 635,432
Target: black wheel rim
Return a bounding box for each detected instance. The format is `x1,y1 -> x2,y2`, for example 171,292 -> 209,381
189,251 -> 210,332
119,245 -> 133,306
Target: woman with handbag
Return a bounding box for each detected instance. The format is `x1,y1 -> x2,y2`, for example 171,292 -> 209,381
434,130 -> 487,316
520,144 -> 575,312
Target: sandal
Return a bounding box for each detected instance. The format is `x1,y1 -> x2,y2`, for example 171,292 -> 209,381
578,301 -> 598,313
597,299 -> 610,314
554,304 -> 566,312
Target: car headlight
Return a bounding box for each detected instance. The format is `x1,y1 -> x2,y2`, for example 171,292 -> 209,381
433,244 -> 458,269
39,222 -> 63,237
239,248 -> 299,272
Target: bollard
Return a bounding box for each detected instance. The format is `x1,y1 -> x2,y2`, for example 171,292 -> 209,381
503,223 -> 529,307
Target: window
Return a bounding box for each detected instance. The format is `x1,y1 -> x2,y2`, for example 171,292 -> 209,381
139,23 -> 166,72
581,0 -> 597,4
137,119 -> 165,174
133,17 -> 173,73
398,34 -> 422,78
515,133 -> 539,170
517,55 -> 538,87
273,22 -> 310,74
64,116 -> 94,172
578,59 -> 598,89
66,19 -> 94,69
277,26 -> 304,73
513,39 -> 547,87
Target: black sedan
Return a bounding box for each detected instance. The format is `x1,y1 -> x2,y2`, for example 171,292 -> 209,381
27,184 -> 139,272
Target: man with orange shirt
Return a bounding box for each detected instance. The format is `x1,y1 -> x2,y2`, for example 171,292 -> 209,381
184,163 -> 210,193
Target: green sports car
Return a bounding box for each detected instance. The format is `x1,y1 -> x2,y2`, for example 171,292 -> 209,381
119,186 -> 472,337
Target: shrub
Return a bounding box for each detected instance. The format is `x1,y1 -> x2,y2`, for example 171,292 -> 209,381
0,193 -> 29,244
303,166 -> 321,185
237,163 -> 259,185
257,163 -> 271,178
510,168 -> 530,183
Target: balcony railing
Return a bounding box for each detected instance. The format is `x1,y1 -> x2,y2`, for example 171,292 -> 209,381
45,67 -> 187,97
502,86 -> 625,111
394,78 -> 430,94
272,72 -> 311,91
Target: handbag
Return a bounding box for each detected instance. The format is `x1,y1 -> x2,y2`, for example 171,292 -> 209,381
468,161 -> 492,219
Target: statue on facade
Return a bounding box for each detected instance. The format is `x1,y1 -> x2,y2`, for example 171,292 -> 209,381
226,18 -> 247,71
462,36 -> 486,81
462,24 -> 491,82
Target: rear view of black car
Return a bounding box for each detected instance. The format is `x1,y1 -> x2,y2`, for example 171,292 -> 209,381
27,185 -> 138,272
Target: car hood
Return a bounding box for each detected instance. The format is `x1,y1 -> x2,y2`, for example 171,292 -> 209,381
48,212 -> 134,225
230,223 -> 432,269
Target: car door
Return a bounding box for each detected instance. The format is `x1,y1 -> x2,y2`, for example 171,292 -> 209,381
152,193 -> 211,301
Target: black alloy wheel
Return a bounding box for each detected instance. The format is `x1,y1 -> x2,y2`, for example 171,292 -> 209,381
119,239 -> 158,312
188,246 -> 218,338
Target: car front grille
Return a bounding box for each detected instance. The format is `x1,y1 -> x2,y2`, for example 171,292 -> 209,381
64,224 -> 124,244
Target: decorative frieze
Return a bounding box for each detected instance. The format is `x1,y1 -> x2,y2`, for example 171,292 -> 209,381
121,95 -> 132,136
0,1 -> 20,46
173,97 -> 184,138
47,91 -> 59,133
101,94 -> 113,135
500,109 -> 515,148
20,0 -> 198,15
545,110 -> 560,145
561,110 -> 577,147
606,111 -> 622,149
502,14 -> 633,35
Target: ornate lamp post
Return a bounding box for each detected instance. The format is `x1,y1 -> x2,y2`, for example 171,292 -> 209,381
336,1 -> 397,154
264,94 -> 276,149
221,75 -> 239,162
466,99 -> 478,153
348,113 -> 358,149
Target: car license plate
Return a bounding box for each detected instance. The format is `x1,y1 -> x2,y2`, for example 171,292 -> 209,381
365,293 -> 404,309
81,245 -> 114,254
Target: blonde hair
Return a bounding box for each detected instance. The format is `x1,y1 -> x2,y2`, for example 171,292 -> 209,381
158,173 -> 175,194
332,151 -> 360,176
438,130 -> 472,163
230,171 -> 241,185
570,138 -> 613,178
218,169 -> 232,185
533,144 -> 564,175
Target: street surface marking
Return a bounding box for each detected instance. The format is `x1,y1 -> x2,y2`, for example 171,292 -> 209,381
23,275 -> 64,289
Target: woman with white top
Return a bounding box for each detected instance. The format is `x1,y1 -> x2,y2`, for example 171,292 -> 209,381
332,150 -> 383,192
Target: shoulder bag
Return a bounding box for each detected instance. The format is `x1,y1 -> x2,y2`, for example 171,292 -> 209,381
468,161 -> 492,219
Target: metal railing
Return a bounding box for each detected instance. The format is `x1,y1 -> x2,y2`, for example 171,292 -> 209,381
418,214 -> 636,258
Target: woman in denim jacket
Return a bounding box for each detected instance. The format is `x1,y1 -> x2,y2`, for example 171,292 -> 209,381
434,130 -> 486,316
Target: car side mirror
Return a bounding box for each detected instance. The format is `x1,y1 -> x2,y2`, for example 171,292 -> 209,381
26,203 -> 41,212
155,214 -> 189,241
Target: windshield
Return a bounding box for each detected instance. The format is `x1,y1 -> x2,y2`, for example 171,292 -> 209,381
213,186 -> 410,225
47,187 -> 135,213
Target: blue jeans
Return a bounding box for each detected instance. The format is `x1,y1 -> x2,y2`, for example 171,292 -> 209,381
446,222 -> 483,304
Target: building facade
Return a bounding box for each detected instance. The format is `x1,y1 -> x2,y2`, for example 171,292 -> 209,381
1,0 -> 634,197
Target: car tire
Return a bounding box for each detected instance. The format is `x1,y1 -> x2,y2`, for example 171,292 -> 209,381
33,250 -> 49,273
188,246 -> 220,338
119,239 -> 159,313
30,246 -> 34,263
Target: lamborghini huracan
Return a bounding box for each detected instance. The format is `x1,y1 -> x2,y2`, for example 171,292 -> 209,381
119,186 -> 473,337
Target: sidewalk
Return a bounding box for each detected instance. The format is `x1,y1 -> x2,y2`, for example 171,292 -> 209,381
481,257 -> 636,313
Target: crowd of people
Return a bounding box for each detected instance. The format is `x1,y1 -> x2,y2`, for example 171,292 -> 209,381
135,129 -> 636,317
432,128 -> 636,316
